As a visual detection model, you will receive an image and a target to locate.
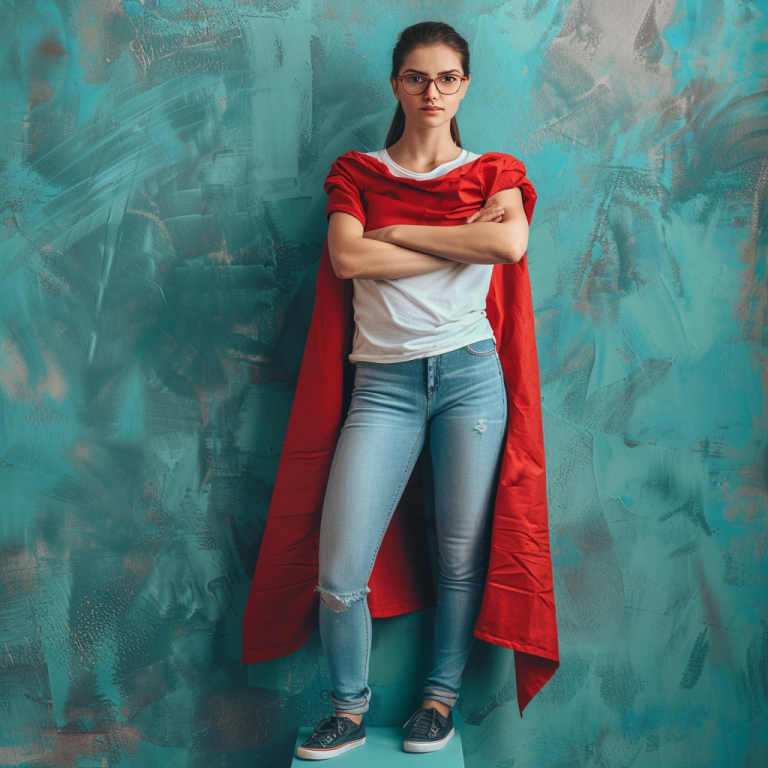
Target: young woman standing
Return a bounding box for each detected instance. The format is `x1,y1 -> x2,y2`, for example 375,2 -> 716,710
294,21 -> 534,759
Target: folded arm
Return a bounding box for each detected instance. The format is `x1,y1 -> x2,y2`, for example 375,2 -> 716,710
327,187 -> 527,281
327,212 -> 454,280
372,187 -> 529,266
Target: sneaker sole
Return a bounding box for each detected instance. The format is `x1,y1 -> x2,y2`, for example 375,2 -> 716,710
403,727 -> 455,753
296,736 -> 366,760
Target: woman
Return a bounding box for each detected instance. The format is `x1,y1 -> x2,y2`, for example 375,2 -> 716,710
298,21 -> 529,759
240,20 -> 560,761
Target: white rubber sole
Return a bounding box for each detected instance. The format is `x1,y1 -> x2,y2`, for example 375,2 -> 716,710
296,736 -> 366,760
403,726 -> 456,753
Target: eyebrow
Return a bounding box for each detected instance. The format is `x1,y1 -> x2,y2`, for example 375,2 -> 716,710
401,68 -> 462,76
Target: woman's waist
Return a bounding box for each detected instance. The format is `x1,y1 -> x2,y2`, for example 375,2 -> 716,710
349,316 -> 495,364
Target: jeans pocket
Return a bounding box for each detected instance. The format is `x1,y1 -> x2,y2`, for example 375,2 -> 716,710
464,337 -> 497,356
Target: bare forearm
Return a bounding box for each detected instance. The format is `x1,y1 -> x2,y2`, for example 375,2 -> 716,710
388,222 -> 526,264
338,237 -> 454,280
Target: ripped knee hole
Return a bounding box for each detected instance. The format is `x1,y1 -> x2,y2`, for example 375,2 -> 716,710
315,585 -> 371,613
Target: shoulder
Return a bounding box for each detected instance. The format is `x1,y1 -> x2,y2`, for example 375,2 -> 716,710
477,151 -> 527,173
324,150 -> 387,195
324,150 -> 370,180
324,151 -> 363,190
473,152 -> 529,191
473,152 -> 535,206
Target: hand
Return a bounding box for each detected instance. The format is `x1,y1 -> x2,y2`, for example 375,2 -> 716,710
467,201 -> 505,224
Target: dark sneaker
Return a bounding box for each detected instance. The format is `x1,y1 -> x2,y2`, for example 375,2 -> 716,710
296,714 -> 366,760
402,706 -> 455,753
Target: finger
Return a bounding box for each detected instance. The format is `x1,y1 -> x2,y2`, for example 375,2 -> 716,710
468,206 -> 504,223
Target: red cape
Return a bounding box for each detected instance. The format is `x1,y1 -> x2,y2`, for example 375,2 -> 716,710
241,150 -> 559,716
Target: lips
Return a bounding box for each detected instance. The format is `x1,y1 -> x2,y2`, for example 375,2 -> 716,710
421,107 -> 442,112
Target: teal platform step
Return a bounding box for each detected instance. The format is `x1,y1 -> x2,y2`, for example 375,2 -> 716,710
291,725 -> 465,766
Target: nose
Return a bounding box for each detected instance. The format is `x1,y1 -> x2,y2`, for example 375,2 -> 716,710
424,80 -> 440,98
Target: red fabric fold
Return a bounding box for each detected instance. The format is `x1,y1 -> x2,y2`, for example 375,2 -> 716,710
241,150 -> 559,717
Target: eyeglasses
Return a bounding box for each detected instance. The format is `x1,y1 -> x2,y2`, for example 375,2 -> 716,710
395,73 -> 468,95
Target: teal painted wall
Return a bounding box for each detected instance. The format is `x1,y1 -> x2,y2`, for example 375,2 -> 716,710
1,1 -> 766,766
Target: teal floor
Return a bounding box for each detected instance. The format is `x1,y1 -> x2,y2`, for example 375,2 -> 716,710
291,725 -> 465,766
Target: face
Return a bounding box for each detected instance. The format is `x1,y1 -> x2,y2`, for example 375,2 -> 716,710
390,44 -> 470,128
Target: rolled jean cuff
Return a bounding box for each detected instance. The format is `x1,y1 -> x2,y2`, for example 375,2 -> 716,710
423,684 -> 459,709
330,686 -> 371,715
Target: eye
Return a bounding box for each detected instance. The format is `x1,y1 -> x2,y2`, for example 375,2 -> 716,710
439,75 -> 458,84
407,76 -> 425,84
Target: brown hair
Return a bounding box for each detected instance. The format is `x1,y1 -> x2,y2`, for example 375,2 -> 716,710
384,21 -> 471,149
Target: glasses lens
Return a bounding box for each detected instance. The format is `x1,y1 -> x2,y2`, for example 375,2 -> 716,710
401,76 -> 427,94
401,75 -> 462,95
437,76 -> 462,94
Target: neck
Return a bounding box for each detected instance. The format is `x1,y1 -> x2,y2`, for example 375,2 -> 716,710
386,125 -> 462,173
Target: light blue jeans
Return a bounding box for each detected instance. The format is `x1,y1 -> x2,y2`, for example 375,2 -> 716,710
316,336 -> 508,715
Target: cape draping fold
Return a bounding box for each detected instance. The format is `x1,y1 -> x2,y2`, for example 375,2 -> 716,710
241,151 -> 560,717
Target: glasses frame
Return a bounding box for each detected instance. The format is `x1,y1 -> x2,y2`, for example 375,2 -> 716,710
395,73 -> 469,95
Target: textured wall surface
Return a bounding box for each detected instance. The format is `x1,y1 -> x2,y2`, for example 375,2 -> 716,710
1,1 -> 766,766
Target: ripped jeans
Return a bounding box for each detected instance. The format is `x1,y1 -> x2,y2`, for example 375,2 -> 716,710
316,336 -> 508,715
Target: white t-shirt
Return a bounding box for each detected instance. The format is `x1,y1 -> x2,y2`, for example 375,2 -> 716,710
349,148 -> 496,364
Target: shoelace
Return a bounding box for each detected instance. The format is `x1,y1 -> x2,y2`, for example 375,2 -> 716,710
310,715 -> 350,746
403,707 -> 444,739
